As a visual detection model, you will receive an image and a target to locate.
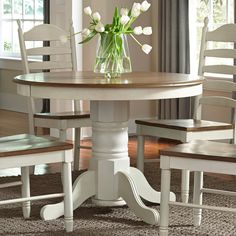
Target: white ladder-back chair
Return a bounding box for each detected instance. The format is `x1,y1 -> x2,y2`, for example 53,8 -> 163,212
17,20 -> 91,170
135,17 -> 236,203
0,134 -> 73,232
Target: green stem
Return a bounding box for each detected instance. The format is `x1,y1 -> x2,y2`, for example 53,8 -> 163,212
130,34 -> 142,47
124,17 -> 136,31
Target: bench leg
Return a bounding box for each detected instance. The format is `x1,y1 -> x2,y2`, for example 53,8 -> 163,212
21,166 -> 31,219
62,162 -> 73,232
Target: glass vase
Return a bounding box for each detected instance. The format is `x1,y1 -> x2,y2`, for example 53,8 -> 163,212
94,33 -> 132,79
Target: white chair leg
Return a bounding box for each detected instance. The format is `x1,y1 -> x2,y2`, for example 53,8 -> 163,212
193,171 -> 203,227
59,129 -> 67,141
159,168 -> 171,236
137,135 -> 145,173
73,128 -> 81,171
21,166 -> 31,219
28,166 -> 35,175
181,169 -> 190,203
62,162 -> 73,232
233,215 -> 236,227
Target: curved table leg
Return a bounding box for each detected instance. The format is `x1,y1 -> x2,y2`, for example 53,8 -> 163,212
129,167 -> 176,203
41,170 -> 96,220
117,171 -> 159,225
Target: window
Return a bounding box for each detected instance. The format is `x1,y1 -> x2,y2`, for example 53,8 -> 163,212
189,0 -> 234,75
0,0 -> 44,58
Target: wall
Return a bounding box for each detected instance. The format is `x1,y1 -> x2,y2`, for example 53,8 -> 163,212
0,1 -> 162,135
0,68 -> 29,112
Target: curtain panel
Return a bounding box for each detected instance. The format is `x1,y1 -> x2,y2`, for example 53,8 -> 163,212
158,0 -> 191,119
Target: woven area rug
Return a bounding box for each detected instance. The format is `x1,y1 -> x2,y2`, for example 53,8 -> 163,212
0,163 -> 235,236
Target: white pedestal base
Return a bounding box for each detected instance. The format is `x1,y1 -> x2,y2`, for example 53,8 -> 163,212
41,101 -> 176,224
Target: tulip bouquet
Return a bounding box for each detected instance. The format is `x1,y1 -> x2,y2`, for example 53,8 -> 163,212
80,1 -> 152,78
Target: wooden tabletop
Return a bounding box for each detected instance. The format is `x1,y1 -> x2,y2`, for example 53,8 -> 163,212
13,71 -> 204,88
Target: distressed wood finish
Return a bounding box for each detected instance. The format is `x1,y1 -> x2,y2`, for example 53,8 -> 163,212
0,134 -> 72,157
13,71 -> 204,88
34,111 -> 90,120
160,140 -> 236,162
135,119 -> 233,132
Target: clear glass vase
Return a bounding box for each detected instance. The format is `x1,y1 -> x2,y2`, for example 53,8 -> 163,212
94,33 -> 132,79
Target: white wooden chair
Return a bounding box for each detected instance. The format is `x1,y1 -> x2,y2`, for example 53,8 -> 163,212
135,17 -> 236,203
159,139 -> 236,236
17,20 -> 91,171
0,134 -> 73,232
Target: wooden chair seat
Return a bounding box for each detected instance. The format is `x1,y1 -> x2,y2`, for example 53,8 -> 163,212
0,134 -> 72,157
159,140 -> 236,235
135,119 -> 233,132
34,111 -> 90,120
0,134 -> 73,232
160,140 -> 236,163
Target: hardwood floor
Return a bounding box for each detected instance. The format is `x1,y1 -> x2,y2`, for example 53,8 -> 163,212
0,109 -> 179,176
0,109 -> 234,182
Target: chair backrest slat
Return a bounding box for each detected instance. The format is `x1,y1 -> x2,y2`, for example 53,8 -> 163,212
27,47 -> 72,56
23,24 -> 68,41
195,17 -> 236,127
198,17 -> 236,77
17,20 -> 77,74
17,20 -> 81,115
200,96 -> 236,109
202,65 -> 236,75
204,49 -> 236,59
203,79 -> 236,92
206,24 -> 236,42
28,61 -> 73,71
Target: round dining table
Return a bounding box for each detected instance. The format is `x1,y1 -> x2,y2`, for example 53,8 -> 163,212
13,71 -> 204,225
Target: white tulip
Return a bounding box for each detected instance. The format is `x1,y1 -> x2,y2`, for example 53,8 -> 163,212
92,12 -> 101,22
131,3 -> 141,17
141,0 -> 151,12
84,6 -> 92,16
143,26 -> 152,35
131,9 -> 141,17
82,28 -> 91,37
120,15 -> 130,25
132,2 -> 141,11
142,44 -> 152,54
59,35 -> 68,43
120,8 -> 129,16
95,22 -> 105,33
133,26 -> 143,35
